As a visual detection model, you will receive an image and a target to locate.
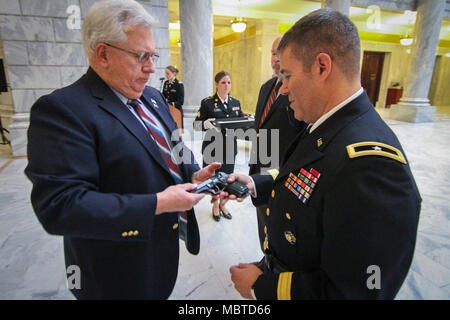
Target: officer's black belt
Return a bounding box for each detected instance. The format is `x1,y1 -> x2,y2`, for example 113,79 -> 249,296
264,249 -> 290,274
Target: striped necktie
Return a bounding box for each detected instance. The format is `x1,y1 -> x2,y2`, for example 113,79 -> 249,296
259,80 -> 282,126
127,99 -> 188,239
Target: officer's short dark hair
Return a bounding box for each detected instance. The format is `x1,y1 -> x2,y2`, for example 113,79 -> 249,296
215,71 -> 230,83
278,8 -> 360,80
166,65 -> 179,74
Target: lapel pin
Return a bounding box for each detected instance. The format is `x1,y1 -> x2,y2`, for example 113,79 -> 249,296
151,98 -> 159,108
317,138 -> 323,148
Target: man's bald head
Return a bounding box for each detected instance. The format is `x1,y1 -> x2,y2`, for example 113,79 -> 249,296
271,34 -> 284,77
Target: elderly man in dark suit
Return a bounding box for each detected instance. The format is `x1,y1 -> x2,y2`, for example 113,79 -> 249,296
249,34 -> 306,258
227,8 -> 421,300
24,0 -> 220,299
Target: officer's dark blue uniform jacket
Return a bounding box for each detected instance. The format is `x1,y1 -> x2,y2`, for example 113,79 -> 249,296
251,91 -> 421,299
24,68 -> 201,299
195,93 -> 243,174
162,78 -> 184,111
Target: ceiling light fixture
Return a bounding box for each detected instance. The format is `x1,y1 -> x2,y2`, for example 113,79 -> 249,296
231,0 -> 247,33
231,17 -> 247,33
400,35 -> 413,46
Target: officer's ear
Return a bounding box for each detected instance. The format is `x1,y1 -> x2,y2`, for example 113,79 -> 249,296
314,53 -> 332,81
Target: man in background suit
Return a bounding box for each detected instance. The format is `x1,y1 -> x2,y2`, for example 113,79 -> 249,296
24,0 -> 220,299
249,34 -> 306,257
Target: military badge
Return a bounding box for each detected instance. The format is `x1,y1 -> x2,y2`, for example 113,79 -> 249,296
284,230 -> 296,245
151,98 -> 159,108
284,168 -> 321,204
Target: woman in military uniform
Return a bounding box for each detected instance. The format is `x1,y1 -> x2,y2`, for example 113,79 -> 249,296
162,65 -> 184,127
195,71 -> 244,221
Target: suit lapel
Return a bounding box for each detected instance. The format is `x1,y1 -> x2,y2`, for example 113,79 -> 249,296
277,133 -> 324,182
260,93 -> 287,128
141,88 -> 179,137
255,78 -> 277,126
87,69 -> 173,178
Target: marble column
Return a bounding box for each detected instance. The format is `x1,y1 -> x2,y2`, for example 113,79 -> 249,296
322,0 -> 351,16
388,0 -> 445,123
179,0 -> 213,133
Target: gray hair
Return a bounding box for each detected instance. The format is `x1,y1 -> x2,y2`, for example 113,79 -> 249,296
82,0 -> 158,59
278,8 -> 361,80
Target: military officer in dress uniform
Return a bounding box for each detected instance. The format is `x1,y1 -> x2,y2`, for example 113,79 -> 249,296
162,65 -> 184,127
225,9 -> 421,300
195,71 -> 244,221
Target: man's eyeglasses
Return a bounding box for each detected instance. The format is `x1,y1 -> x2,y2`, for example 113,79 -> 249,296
105,43 -> 159,64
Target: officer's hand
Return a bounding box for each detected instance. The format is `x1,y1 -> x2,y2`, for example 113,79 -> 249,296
219,173 -> 255,205
156,183 -> 205,214
204,118 -> 216,130
192,162 -> 222,184
192,162 -> 222,201
230,263 -> 263,300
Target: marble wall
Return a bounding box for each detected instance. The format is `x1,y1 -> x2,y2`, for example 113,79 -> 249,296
0,31 -> 14,116
213,20 -> 278,115
362,41 -> 450,109
431,47 -> 450,106
0,0 -> 170,156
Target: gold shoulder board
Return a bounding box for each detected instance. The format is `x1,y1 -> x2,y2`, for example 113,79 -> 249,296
346,142 -> 407,164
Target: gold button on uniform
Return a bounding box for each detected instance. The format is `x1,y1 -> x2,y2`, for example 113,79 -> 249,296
263,236 -> 269,251
286,213 -> 291,220
266,208 -> 270,216
128,230 -> 134,236
271,190 -> 275,198
133,230 -> 139,236
173,223 -> 179,230
122,232 -> 128,237
264,226 -> 267,234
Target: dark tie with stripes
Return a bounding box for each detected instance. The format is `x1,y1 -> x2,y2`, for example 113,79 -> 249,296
260,80 -> 282,126
127,98 -> 188,241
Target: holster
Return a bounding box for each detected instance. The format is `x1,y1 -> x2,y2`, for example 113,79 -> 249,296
264,249 -> 290,274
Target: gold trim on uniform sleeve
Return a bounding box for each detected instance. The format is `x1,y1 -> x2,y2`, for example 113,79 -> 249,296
346,141 -> 407,164
277,272 -> 293,300
267,169 -> 279,180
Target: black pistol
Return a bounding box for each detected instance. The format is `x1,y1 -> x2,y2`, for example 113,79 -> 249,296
191,172 -> 249,198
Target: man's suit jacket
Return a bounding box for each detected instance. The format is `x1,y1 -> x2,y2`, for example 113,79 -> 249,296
25,68 -> 200,299
251,91 -> 421,299
249,77 -> 306,175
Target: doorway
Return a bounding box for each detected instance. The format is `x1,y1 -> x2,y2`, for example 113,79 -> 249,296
361,51 -> 385,106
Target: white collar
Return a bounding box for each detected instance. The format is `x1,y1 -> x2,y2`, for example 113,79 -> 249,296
309,87 -> 363,133
218,94 -> 229,105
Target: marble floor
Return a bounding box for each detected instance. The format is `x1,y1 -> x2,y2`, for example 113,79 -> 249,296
0,108 -> 449,300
